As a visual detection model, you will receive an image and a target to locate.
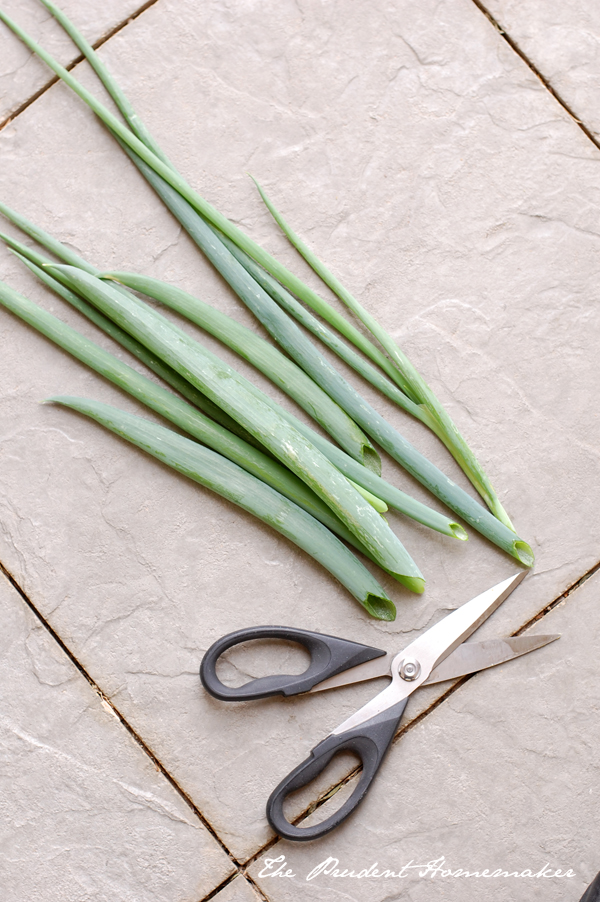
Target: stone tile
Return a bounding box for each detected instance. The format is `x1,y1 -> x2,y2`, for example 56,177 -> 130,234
211,876 -> 265,902
0,0 -> 599,863
250,570 -> 600,900
485,0 -> 600,140
0,0 -> 146,123
0,570 -> 235,900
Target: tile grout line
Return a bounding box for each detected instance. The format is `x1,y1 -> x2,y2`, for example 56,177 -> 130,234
470,0 -> 600,153
0,558 -> 246,881
198,871 -> 272,902
240,561 -> 600,866
514,559 -> 600,633
0,0 -> 161,133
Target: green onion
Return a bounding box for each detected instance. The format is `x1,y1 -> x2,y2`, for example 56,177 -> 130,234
0,3 -> 532,566
218,230 -> 434,425
0,277 -> 389,549
33,0 -> 420,402
0,6 -> 416,405
46,265 -> 426,592
49,396 -> 398,620
101,276 -> 386,513
0,219 -> 466,540
0,206 -> 378,474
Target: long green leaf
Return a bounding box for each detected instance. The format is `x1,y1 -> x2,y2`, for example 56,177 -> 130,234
36,0 -> 418,403
49,396 -> 397,619
37,0 -> 174,168
0,206 -> 378,474
0,210 -> 467,540
47,265 -> 425,592
0,277 -> 389,552
137,168 -> 529,563
218,230 -> 440,429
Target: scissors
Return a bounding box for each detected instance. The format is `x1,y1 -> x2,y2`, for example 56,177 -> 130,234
200,572 -> 558,841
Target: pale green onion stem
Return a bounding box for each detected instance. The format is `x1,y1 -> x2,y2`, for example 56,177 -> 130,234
0,216 -> 465,541
46,265 -> 426,592
0,277 -> 390,552
0,208 -> 378,475
110,118 -> 528,563
0,5 -> 418,405
114,175 -> 528,564
49,396 -> 398,620
218,230 -> 443,433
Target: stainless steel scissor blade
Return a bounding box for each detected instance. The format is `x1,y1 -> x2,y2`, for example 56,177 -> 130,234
425,633 -> 559,683
310,632 -> 559,692
330,571 -> 529,735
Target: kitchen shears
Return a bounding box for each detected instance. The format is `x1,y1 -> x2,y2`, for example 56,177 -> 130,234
200,572 -> 558,841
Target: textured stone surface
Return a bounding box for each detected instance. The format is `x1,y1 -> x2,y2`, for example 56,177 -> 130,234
0,0 -> 599,872
212,876 -> 264,902
0,0 -> 147,123
250,570 -> 600,900
486,0 -> 600,139
0,570 -> 235,900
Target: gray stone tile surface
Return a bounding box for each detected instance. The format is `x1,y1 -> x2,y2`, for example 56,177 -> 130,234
0,0 -> 598,874
485,0 -> 600,139
250,570 -> 600,900
211,876 -> 264,902
0,570 -> 235,900
0,0 -> 146,123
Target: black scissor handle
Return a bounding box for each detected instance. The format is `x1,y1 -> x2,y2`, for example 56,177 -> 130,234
267,697 -> 408,841
200,626 -> 386,701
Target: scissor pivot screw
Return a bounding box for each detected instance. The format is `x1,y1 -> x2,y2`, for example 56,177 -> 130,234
399,658 -> 421,681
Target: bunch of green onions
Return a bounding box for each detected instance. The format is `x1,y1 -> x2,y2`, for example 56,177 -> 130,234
0,1 -> 534,619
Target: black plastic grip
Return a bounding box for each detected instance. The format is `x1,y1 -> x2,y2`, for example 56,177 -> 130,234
580,872 -> 600,902
200,625 -> 385,701
267,697 -> 408,841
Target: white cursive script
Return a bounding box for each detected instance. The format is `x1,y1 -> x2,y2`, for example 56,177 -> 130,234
302,856 -> 576,882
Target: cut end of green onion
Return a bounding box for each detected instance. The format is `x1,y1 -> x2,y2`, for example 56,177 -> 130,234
396,575 -> 425,595
363,593 -> 397,621
513,541 -> 535,569
449,523 -> 469,541
348,478 -> 388,513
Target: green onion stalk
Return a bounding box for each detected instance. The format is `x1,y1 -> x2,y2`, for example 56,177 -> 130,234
0,1 -> 533,567
0,277 -> 386,549
28,0 -> 509,527
0,225 -> 259,447
0,207 -> 377,475
0,219 -> 466,539
41,264 -> 427,593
